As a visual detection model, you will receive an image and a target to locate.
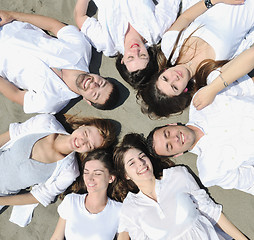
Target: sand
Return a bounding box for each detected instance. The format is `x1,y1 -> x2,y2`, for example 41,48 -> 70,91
0,0 -> 253,239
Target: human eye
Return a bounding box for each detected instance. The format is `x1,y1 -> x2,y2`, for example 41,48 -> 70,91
162,75 -> 167,82
172,85 -> 178,91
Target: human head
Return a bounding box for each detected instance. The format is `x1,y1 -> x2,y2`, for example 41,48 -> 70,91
81,149 -> 116,196
147,124 -> 196,157
115,46 -> 159,89
65,114 -> 116,150
113,133 -> 173,201
137,69 -> 195,118
76,73 -> 119,110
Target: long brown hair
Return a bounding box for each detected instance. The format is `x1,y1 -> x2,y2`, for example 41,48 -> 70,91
112,133 -> 174,202
63,114 -> 116,149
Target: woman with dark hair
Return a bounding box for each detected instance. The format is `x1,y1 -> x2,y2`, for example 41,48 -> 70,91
114,133 -> 248,240
51,149 -> 122,240
0,113 -> 116,227
74,0 -> 186,89
138,0 -> 253,118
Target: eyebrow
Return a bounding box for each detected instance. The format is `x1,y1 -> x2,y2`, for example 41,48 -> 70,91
84,169 -> 104,173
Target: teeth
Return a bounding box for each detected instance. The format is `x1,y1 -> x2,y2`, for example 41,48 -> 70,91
88,184 -> 95,187
75,139 -> 79,148
181,133 -> 185,144
138,167 -> 148,174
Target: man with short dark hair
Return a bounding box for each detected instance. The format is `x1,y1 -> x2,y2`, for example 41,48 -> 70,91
148,94 -> 254,195
0,10 -> 118,113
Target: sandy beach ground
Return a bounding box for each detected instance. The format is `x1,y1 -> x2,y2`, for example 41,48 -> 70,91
0,0 -> 253,239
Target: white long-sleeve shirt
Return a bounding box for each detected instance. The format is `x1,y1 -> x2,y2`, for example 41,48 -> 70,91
118,167 -> 228,239
0,114 -> 80,227
189,94 -> 254,194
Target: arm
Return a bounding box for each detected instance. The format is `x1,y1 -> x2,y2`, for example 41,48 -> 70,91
0,192 -> 39,206
117,232 -> 130,240
74,0 -> 90,29
216,213 -> 248,240
50,217 -> 66,240
169,0 -> 244,32
0,131 -> 10,148
0,10 -> 65,36
0,76 -> 26,105
193,45 -> 254,110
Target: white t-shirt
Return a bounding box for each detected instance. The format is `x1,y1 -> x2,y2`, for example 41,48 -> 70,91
161,1 -> 254,61
0,21 -> 91,114
81,0 -> 180,56
118,167 -> 228,240
58,193 -> 122,240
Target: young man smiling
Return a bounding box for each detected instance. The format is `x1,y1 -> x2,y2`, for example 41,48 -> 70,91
0,10 -> 118,113
148,94 -> 254,195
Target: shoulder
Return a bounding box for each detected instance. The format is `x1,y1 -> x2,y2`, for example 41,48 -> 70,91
161,166 -> 189,180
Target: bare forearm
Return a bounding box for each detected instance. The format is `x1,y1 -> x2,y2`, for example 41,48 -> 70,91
0,192 -> 39,206
217,212 -> 248,240
209,46 -> 254,93
74,0 -> 90,29
50,217 -> 66,240
4,10 -> 65,36
0,76 -> 25,105
0,131 -> 10,148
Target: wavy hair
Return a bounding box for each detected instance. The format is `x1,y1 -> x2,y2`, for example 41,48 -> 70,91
112,133 -> 174,202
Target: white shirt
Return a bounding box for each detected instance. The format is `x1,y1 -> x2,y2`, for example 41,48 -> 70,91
188,94 -> 254,194
161,0 -> 254,61
0,21 -> 92,114
0,114 -> 80,227
118,167 -> 227,240
58,193 -> 122,240
81,0 -> 180,56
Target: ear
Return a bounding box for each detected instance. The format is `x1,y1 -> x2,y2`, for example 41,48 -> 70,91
167,123 -> 177,126
84,98 -> 92,105
109,175 -> 116,183
120,58 -> 124,64
172,152 -> 183,158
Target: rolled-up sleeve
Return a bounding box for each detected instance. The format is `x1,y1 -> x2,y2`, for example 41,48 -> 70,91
30,157 -> 80,207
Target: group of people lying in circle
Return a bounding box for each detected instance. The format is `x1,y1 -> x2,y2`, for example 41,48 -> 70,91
0,0 -> 253,239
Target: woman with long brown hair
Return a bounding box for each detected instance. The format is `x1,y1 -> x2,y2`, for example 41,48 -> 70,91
0,113 -> 116,227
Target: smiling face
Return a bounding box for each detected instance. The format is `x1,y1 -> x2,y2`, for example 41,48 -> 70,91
153,125 -> 196,156
123,148 -> 154,185
76,74 -> 113,105
122,42 -> 149,72
70,125 -> 104,153
156,65 -> 191,97
83,160 -> 113,194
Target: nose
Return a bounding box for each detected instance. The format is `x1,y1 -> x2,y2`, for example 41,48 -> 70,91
89,81 -> 99,89
138,157 -> 146,166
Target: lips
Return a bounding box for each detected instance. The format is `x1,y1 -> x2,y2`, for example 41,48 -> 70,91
137,166 -> 149,175
175,70 -> 183,78
74,138 -> 80,149
83,77 -> 92,90
130,43 -> 140,48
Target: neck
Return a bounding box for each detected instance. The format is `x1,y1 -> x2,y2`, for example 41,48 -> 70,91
85,192 -> 108,214
137,177 -> 157,201
53,134 -> 73,156
124,23 -> 144,46
187,125 -> 204,150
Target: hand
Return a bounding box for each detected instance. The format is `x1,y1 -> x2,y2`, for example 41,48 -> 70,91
192,85 -> 217,110
0,10 -> 15,26
213,0 -> 245,5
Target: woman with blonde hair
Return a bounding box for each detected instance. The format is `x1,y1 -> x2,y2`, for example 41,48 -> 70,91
0,113 -> 116,227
